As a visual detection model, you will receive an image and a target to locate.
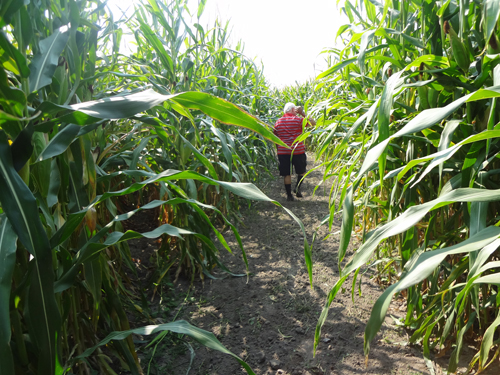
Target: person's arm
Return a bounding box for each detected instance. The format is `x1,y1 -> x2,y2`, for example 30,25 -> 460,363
297,106 -> 316,127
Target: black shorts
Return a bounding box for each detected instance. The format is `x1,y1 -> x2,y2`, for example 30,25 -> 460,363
278,153 -> 307,176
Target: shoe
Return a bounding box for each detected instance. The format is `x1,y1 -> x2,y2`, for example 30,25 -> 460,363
296,191 -> 303,198
287,194 -> 294,201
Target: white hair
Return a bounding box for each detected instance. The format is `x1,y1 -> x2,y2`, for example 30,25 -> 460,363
283,102 -> 296,113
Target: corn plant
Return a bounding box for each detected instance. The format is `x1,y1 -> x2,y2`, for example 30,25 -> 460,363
312,0 -> 500,373
105,0 -> 290,281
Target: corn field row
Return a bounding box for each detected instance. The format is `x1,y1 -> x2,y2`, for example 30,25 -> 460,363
1,0 -> 500,374
307,0 -> 500,374
0,0 -> 305,374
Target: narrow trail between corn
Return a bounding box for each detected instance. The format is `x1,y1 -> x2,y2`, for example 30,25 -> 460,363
142,156 -> 492,375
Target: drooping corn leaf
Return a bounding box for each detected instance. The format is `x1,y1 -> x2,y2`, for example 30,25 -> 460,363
55,223 -> 201,292
53,169 -> 312,289
34,90 -> 288,148
76,320 -> 256,375
395,130 -> 500,185
364,229 -> 500,355
316,188 -> 500,354
169,91 -> 288,147
343,188 -> 500,277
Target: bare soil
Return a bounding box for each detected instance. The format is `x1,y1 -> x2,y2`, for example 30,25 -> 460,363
125,156 -> 500,375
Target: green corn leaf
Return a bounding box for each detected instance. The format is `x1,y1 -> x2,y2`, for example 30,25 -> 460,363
0,31 -> 30,78
359,85 -> 500,182
84,256 -> 103,312
211,124 -> 233,180
470,195 -> 488,238
466,89 -> 500,101
31,131 -> 51,198
29,26 -> 70,93
479,309 -> 500,370
10,122 -> 33,172
34,90 -> 288,148
197,0 -> 207,18
437,0 -> 452,17
0,131 -> 61,374
316,44 -> 389,80
338,185 -> 356,266
0,215 -> 16,375
421,128 -> 440,147
469,239 -> 500,278
438,119 -> 461,181
472,273 -> 500,284
400,32 -> 425,50
0,67 -> 26,139
55,223 -> 202,292
176,131 -> 218,179
359,94 -> 470,179
129,136 -> 151,171
357,29 -> 376,74
378,71 -> 404,142
316,57 -> 357,79
15,5 -> 33,51
0,0 -> 24,27
47,159 -> 61,208
484,0 -> 500,50
35,124 -> 81,162
343,189 -> 500,277
449,312 -> 477,373
313,275 -> 349,355
377,71 -> 404,182
54,172 -> 311,290
404,56 -> 450,71
76,320 -> 256,375
68,142 -> 89,213
169,91 -> 287,147
396,130 -> 500,186
68,89 -> 172,119
138,22 -> 174,75
363,227 -> 500,356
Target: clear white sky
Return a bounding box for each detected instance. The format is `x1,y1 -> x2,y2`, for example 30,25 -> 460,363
108,0 -> 346,88
190,0 -> 345,87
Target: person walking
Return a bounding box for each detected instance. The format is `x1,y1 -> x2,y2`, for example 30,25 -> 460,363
273,102 -> 316,201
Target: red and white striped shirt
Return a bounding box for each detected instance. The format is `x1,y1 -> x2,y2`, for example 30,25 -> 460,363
273,113 -> 306,155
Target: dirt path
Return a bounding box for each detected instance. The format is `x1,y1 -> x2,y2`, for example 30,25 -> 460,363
158,158 -> 430,375
128,157 -> 498,375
